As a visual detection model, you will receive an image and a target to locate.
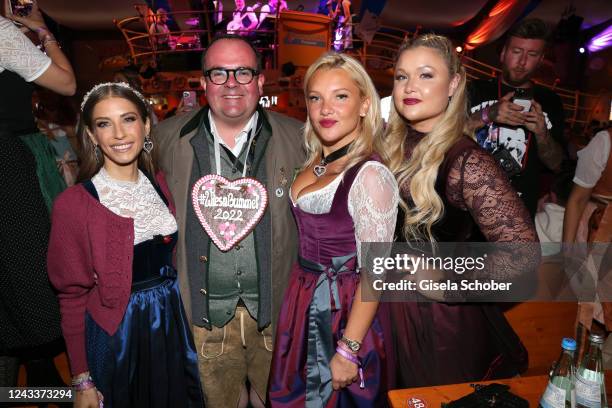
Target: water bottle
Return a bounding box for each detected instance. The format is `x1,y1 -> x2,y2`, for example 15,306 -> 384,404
576,333 -> 608,408
539,337 -> 577,408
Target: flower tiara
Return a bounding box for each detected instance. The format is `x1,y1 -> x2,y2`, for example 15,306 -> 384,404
80,82 -> 148,111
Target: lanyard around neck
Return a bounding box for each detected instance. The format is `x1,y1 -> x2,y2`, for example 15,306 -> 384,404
209,112 -> 258,178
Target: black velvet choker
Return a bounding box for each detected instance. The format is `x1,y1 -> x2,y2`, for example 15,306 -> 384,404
313,141 -> 354,177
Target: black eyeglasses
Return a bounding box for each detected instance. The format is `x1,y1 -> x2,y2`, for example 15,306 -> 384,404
204,67 -> 260,85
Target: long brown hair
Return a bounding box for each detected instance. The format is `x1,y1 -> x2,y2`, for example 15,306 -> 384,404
76,83 -> 157,181
381,34 -> 470,242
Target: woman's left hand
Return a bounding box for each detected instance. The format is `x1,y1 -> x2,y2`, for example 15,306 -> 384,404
330,352 -> 358,390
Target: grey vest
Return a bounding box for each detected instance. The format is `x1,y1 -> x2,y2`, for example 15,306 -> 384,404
185,108 -> 272,329
205,132 -> 259,327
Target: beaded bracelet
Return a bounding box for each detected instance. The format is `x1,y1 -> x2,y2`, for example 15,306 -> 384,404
72,374 -> 95,391
71,374 -> 90,385
335,346 -> 365,389
74,379 -> 95,391
43,39 -> 59,49
34,26 -> 58,48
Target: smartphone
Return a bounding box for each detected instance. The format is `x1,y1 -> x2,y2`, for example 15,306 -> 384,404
182,91 -> 197,109
513,87 -> 532,112
9,0 -> 34,17
513,98 -> 532,113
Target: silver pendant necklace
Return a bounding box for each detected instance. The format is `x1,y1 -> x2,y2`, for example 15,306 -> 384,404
312,142 -> 354,177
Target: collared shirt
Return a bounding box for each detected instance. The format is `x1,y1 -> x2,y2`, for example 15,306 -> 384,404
208,110 -> 258,157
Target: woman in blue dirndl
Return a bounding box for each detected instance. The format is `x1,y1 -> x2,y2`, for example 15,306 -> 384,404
48,83 -> 203,408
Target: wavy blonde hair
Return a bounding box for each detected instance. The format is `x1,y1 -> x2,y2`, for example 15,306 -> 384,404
302,52 -> 382,172
380,34 -> 471,242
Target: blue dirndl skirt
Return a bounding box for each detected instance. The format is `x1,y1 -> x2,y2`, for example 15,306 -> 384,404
85,233 -> 203,407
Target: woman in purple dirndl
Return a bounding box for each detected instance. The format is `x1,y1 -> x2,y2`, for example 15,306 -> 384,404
267,53 -> 398,407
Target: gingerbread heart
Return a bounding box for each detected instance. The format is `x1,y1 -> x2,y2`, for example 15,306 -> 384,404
192,175 -> 268,252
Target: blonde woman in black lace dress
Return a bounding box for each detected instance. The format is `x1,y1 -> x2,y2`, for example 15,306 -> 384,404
380,34 -> 539,388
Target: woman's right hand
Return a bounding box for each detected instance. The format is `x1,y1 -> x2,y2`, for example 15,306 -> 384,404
330,352 -> 358,390
4,0 -> 47,32
74,387 -> 103,408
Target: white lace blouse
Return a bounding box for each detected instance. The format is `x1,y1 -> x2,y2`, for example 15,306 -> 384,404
293,161 -> 399,265
92,169 -> 177,245
0,15 -> 51,81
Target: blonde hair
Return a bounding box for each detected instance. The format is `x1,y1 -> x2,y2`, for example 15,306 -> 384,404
302,52 -> 382,172
381,34 -> 471,242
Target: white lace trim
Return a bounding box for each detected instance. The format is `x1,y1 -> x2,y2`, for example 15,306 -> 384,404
294,161 -> 399,265
92,168 -> 177,245
292,174 -> 343,214
0,15 -> 51,81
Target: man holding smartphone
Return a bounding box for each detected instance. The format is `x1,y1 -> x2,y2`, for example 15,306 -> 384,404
468,18 -> 565,216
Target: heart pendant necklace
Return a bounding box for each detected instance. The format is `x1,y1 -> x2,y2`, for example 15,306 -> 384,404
312,141 -> 354,177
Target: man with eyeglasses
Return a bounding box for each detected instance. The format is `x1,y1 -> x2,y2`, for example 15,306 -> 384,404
153,34 -> 304,408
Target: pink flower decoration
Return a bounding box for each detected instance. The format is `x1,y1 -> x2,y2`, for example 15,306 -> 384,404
219,222 -> 236,240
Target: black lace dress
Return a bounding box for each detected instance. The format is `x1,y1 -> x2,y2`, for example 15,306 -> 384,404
391,128 -> 538,387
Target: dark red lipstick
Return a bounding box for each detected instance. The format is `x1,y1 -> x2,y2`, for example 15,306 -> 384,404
319,119 -> 337,128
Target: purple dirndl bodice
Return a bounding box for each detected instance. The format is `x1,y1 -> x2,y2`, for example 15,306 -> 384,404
267,161 -> 391,408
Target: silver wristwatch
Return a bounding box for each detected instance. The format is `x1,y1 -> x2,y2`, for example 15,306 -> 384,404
340,336 -> 361,353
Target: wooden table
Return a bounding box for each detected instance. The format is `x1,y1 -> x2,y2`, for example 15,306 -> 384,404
389,372 -> 612,407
